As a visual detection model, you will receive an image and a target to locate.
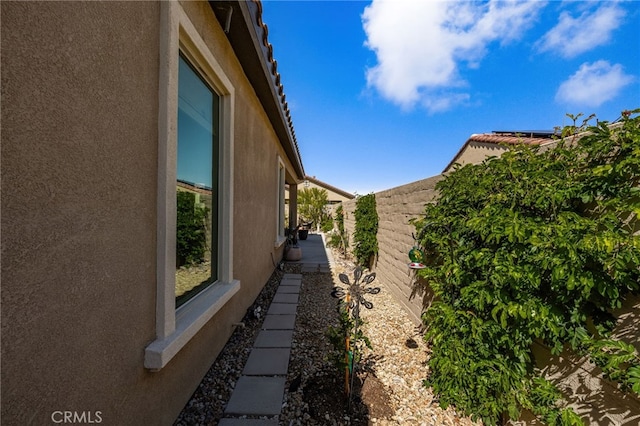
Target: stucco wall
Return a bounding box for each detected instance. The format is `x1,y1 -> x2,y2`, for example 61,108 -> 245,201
300,181 -> 353,204
2,1 -> 292,424
446,141 -> 509,172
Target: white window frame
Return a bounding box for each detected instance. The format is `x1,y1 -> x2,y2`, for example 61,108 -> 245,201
275,156 -> 286,247
145,1 -> 240,371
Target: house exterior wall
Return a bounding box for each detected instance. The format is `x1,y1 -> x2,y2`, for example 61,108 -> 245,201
286,179 -> 354,228
444,141 -> 509,172
299,181 -> 353,204
2,1 -> 294,424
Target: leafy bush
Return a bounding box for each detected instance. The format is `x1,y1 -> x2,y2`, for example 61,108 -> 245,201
176,191 -> 209,267
336,204 -> 346,235
299,187 -> 329,230
321,214 -> 334,233
326,205 -> 349,255
353,194 -> 378,268
326,300 -> 372,374
412,111 -> 640,425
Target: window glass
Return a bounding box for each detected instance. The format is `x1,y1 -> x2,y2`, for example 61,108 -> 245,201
278,162 -> 286,237
175,55 -> 219,307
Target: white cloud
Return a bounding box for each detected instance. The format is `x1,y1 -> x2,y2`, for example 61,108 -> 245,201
536,3 -> 625,58
362,0 -> 544,113
555,60 -> 634,107
421,92 -> 471,114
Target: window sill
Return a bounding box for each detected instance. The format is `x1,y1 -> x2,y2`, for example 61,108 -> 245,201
274,235 -> 286,249
144,279 -> 240,371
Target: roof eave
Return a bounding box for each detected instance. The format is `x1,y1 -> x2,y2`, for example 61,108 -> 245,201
210,0 -> 305,181
304,176 -> 355,200
442,137 -> 473,173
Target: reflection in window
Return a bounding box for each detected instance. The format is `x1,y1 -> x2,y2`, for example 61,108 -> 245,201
278,160 -> 286,239
175,55 -> 219,308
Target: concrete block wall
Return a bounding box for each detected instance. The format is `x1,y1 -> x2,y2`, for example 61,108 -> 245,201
342,175 -> 443,325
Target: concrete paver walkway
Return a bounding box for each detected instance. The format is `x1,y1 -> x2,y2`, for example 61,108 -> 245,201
289,233 -> 332,273
218,233 -> 331,425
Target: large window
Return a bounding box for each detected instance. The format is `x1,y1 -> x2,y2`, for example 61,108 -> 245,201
175,55 -> 219,308
145,2 -> 239,371
276,157 -> 286,246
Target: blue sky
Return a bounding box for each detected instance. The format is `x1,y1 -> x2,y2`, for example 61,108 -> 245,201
260,0 -> 640,195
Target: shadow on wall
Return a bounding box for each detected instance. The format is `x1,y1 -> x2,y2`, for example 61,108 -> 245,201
532,295 -> 640,425
615,295 -> 640,354
409,273 -> 436,325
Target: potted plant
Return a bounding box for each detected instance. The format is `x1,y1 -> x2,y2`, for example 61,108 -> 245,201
298,221 -> 313,240
284,227 -> 302,261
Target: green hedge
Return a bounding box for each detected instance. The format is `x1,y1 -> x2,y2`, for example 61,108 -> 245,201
353,193 -> 378,269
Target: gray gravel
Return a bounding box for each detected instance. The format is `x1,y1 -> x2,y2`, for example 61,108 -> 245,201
175,250 -> 478,425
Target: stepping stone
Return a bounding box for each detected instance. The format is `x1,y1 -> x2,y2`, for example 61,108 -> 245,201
272,293 -> 299,304
224,376 -> 286,416
301,264 -> 318,273
262,314 -> 296,330
281,273 -> 302,280
218,419 -> 278,426
243,348 -> 291,375
276,284 -> 300,294
267,303 -> 297,315
254,330 -> 294,348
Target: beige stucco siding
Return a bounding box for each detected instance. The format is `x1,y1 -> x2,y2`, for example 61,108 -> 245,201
299,181 -> 353,204
2,2 -> 162,423
2,1 -> 293,424
447,141 -> 509,170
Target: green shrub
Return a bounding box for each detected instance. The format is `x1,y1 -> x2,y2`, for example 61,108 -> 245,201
412,111 -> 640,425
299,187 -> 329,230
326,300 -> 370,373
336,204 -> 346,235
353,194 -> 378,268
321,214 -> 334,233
326,205 -> 349,255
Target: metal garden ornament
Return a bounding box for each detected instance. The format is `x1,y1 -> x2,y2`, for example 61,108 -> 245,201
330,266 -> 380,402
408,232 -> 426,269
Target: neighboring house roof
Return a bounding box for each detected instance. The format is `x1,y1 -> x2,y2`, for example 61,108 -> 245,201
304,176 -> 355,201
443,130 -> 559,173
177,179 -> 213,196
211,0 -> 305,181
